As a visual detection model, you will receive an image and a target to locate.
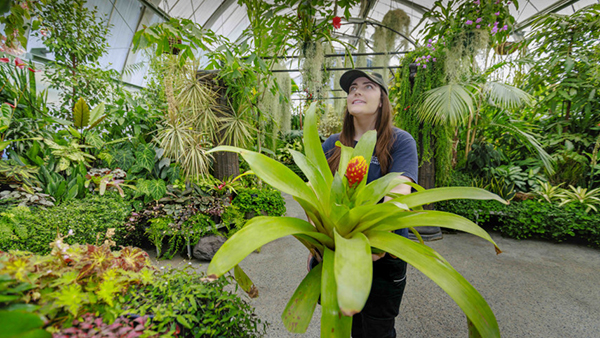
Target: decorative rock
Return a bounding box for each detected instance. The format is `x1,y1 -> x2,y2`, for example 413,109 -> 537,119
193,235 -> 227,261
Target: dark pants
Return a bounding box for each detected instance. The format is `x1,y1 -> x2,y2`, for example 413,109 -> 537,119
310,255 -> 407,338
351,256 -> 407,338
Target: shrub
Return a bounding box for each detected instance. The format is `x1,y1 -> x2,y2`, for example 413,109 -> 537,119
118,266 -> 266,338
232,188 -> 286,217
438,198 -> 600,247
0,192 -> 132,254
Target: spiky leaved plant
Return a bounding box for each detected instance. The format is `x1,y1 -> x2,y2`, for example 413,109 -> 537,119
206,102 -> 505,337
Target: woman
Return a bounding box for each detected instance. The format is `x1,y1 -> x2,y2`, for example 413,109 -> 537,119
311,70 -> 419,338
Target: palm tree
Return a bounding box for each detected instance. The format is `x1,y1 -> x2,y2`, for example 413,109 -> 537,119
416,74 -> 554,174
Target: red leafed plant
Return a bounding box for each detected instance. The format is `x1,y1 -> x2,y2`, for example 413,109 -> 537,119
52,313 -> 158,338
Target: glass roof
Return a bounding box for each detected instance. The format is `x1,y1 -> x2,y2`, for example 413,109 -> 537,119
19,0 -> 599,89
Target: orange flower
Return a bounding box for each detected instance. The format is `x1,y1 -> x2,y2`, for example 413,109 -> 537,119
345,156 -> 367,187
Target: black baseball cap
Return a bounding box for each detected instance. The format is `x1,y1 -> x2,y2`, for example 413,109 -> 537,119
339,70 -> 388,96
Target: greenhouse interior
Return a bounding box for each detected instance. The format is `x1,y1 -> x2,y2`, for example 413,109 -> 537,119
1,0 -> 599,337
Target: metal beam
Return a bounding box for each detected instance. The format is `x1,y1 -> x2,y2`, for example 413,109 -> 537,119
390,0 -> 431,15
203,0 -> 237,30
349,0 -> 377,47
514,0 -> 582,32
137,0 -> 170,21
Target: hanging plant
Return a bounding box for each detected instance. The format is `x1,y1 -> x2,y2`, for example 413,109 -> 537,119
372,9 -> 411,80
390,45 -> 453,186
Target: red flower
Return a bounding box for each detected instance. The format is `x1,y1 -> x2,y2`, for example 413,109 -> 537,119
4,102 -> 15,108
40,29 -> 48,37
14,57 -> 26,69
332,16 -> 342,30
0,58 -> 8,63
28,67 -> 39,72
345,156 -> 367,187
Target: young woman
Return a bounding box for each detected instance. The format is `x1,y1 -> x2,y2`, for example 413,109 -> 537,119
312,70 -> 419,338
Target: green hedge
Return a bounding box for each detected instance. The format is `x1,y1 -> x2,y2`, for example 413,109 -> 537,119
0,192 -> 132,254
437,199 -> 600,247
232,188 -> 286,218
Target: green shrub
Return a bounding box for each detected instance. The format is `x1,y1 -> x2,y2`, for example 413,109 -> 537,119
232,188 -> 286,217
118,266 -> 266,337
0,192 -> 132,254
438,198 -> 600,247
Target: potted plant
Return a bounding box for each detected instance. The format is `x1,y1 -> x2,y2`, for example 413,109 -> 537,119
206,102 -> 505,337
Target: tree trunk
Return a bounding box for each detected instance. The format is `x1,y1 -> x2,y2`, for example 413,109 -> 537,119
196,70 -> 240,180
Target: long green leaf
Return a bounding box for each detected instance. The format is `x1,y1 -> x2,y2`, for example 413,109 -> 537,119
371,211 -> 501,254
333,230 -> 372,316
366,231 -> 500,338
354,173 -> 408,206
348,130 -> 377,197
321,247 -> 352,338
282,263 -> 322,333
304,102 -> 333,187
208,146 -> 319,211
290,149 -> 329,210
73,97 -> 89,128
207,217 -> 333,278
390,187 -> 507,209
234,264 -> 258,298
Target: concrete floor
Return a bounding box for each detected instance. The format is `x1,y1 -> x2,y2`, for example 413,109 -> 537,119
152,193 -> 600,338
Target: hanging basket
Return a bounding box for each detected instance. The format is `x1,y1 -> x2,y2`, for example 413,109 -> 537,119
494,42 -> 517,55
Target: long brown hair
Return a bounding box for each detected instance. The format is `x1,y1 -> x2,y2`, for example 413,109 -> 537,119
326,90 -> 396,175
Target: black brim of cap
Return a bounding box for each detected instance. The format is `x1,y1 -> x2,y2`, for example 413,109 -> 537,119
339,70 -> 388,95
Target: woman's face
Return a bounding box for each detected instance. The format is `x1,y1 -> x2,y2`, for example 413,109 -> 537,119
346,77 -> 382,119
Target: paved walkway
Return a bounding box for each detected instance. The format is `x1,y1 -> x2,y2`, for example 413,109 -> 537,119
154,193 -> 600,338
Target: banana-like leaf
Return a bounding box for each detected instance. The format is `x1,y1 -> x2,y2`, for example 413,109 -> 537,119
282,263 -> 322,333
334,230 -> 372,316
73,97 -> 90,128
390,187 -> 507,209
304,102 -> 333,187
366,231 -> 500,338
321,247 -> 352,338
208,145 -> 320,213
88,102 -> 106,128
290,149 -> 330,210
207,217 -> 333,278
371,211 -> 501,254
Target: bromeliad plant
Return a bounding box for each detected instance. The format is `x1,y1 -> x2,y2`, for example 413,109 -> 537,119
206,102 -> 507,337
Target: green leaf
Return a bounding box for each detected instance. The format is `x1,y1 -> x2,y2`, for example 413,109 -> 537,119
207,216 -> 332,278
282,263 -> 322,333
354,173 -> 407,206
303,102 -> 333,187
73,97 -> 90,128
88,102 -> 105,127
320,247 -> 352,338
289,149 -> 329,212
147,180 -> 166,200
234,264 -> 258,298
390,187 -> 507,209
333,230 -> 372,316
366,231 -> 500,338
371,210 -> 501,253
135,145 -> 155,172
0,310 -> 51,338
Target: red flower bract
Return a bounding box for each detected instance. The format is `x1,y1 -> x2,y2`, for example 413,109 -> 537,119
332,16 -> 342,30
345,156 -> 367,187
0,58 -> 9,63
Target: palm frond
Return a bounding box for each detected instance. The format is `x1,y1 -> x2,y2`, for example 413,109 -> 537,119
416,83 -> 474,126
218,103 -> 256,148
490,120 -> 555,175
484,82 -> 533,110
